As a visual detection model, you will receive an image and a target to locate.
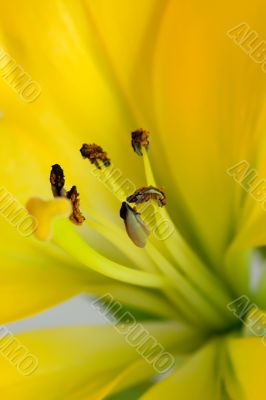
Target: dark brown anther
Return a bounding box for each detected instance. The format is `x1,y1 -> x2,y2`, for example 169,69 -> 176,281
50,164 -> 66,197
67,186 -> 85,225
80,143 -> 111,169
131,129 -> 150,156
127,186 -> 166,207
50,165 -> 85,225
120,202 -> 150,248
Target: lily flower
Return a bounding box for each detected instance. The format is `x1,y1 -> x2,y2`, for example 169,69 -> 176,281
1,0 -> 266,399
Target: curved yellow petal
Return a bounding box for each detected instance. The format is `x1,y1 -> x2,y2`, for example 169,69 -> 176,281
226,337 -> 266,400
140,340 -> 221,399
150,0 -> 266,266
88,358 -> 156,400
0,227 -> 107,324
0,321 -> 196,399
224,202 -> 266,305
97,354 -> 189,400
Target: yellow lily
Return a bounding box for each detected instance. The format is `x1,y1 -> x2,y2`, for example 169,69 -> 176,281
1,0 -> 266,398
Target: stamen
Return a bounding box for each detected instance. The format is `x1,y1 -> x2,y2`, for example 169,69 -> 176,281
131,128 -> 150,156
53,219 -> 167,289
50,164 -> 66,197
131,129 -> 150,156
127,186 -> 166,207
120,202 -> 150,248
134,132 -> 233,321
80,143 -> 111,169
66,186 -> 85,225
50,164 -> 85,225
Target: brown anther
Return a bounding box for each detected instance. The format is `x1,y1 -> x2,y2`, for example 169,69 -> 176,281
50,165 -> 85,225
131,129 -> 150,156
120,202 -> 150,248
50,164 -> 66,197
66,186 -> 85,225
80,143 -> 111,169
127,186 -> 166,207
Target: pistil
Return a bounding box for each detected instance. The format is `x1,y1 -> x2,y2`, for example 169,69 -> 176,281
52,219 -> 169,290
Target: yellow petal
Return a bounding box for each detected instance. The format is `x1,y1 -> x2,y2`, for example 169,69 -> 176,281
151,0 -> 266,266
140,340 -> 221,399
88,358 -> 156,400
0,321 -> 195,399
0,232 -> 104,324
226,337 -> 266,400
224,201 -> 266,303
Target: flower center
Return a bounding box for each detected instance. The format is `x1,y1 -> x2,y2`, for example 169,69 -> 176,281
27,129 -> 237,333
